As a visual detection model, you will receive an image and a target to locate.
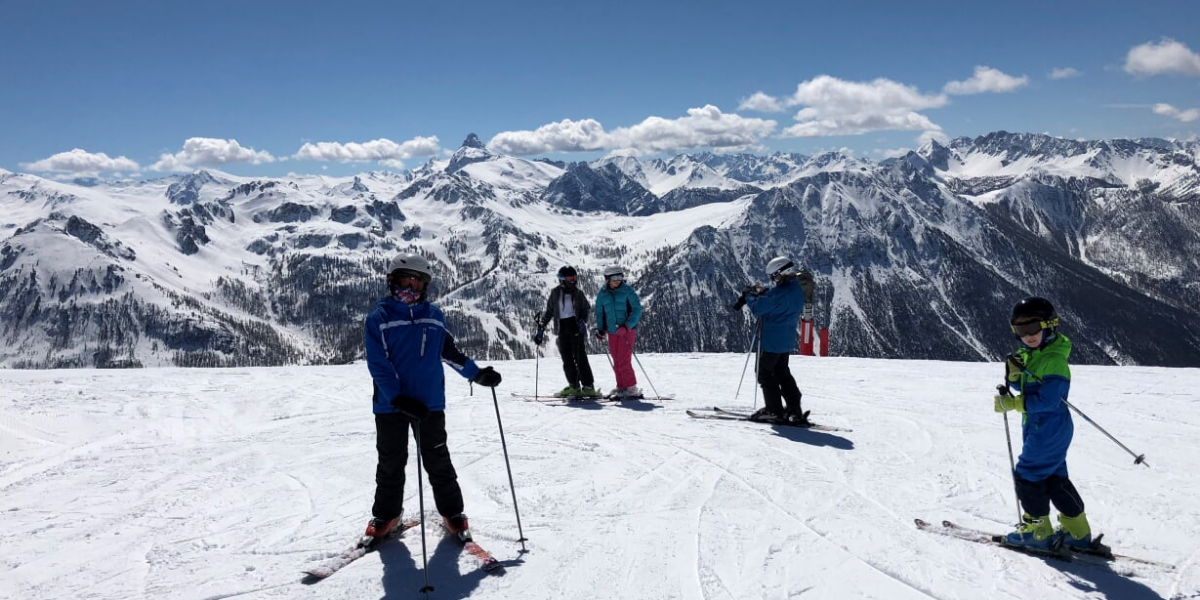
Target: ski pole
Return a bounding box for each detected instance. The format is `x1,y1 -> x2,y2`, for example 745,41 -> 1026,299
753,320 -> 762,410
412,422 -> 434,596
1062,397 -> 1149,467
1016,364 -> 1149,467
534,344 -> 540,401
996,384 -> 1023,525
489,386 -> 528,552
619,334 -> 661,401
733,319 -> 761,402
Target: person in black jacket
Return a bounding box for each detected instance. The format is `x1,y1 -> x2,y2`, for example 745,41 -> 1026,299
534,265 -> 598,398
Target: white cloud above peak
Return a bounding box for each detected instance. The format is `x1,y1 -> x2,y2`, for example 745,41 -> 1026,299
488,106 -> 776,155
21,148 -> 140,174
737,92 -> 785,112
151,138 -> 275,172
1049,67 -> 1081,80
943,66 -> 1029,95
293,136 -> 442,165
778,75 -> 948,138
1125,39 -> 1200,76
1154,103 -> 1200,122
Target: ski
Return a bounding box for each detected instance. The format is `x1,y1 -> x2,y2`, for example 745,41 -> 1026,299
913,519 -> 1173,570
301,519 -> 420,583
437,519 -> 504,573
686,407 -> 851,432
510,392 -> 602,403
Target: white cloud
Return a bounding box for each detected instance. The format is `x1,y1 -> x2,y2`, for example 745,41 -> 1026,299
943,66 -> 1029,95
1153,103 -> 1200,122
21,148 -> 140,174
874,147 -> 913,159
489,119 -> 609,155
293,136 -> 441,163
1049,67 -> 1081,80
1125,38 -> 1200,76
916,130 -> 950,146
776,75 -> 947,138
151,138 -> 275,171
738,92 -> 785,112
488,106 -> 776,155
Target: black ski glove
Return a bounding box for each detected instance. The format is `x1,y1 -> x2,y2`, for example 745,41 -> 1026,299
391,395 -> 430,422
533,328 -> 545,345
473,366 -> 502,388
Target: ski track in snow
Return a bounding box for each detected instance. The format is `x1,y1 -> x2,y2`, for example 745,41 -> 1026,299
0,355 -> 1198,600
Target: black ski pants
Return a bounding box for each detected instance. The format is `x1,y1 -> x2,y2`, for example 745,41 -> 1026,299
556,316 -> 594,389
1014,472 -> 1085,518
372,411 -> 463,521
758,351 -> 803,416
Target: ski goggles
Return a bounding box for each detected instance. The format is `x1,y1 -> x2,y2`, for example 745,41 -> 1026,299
391,270 -> 427,290
558,274 -> 576,283
605,273 -> 624,282
1010,317 -> 1058,337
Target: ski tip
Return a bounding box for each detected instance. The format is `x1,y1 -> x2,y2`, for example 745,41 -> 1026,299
914,518 -> 930,528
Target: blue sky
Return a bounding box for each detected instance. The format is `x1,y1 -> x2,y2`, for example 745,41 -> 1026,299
3,0 -> 1198,178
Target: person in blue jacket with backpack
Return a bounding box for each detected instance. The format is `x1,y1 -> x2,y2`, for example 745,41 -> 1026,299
594,265 -> 643,398
734,256 -> 808,425
362,253 -> 502,542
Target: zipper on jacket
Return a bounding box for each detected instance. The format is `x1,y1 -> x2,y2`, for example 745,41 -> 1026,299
421,328 -> 427,357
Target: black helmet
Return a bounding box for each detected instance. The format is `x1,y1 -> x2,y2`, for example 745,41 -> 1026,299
557,265 -> 577,287
1010,296 -> 1059,337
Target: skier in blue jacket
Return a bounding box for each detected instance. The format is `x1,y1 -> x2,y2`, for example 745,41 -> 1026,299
736,256 -> 807,424
362,253 -> 502,542
995,296 -> 1095,552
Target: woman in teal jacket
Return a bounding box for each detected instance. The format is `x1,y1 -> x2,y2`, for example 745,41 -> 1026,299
593,265 -> 643,398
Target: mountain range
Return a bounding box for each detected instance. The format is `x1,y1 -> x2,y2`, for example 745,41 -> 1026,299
2,131 -> 1198,368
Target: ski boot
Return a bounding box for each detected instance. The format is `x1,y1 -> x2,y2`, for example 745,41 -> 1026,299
444,513 -> 471,542
365,516 -> 400,540
748,408 -> 784,423
578,386 -> 600,398
1004,514 -> 1056,551
555,386 -> 580,398
1055,511 -> 1094,551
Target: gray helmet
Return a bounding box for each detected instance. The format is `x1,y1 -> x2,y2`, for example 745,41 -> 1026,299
602,265 -> 625,280
766,256 -> 796,279
388,253 -> 432,282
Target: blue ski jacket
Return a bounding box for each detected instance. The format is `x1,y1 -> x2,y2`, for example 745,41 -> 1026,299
745,278 -> 805,353
1008,333 -> 1074,481
364,296 -> 480,414
594,283 -> 643,334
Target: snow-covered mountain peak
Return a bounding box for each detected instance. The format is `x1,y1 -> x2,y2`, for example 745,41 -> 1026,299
447,133 -> 496,174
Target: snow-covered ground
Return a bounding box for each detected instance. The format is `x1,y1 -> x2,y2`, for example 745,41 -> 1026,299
2,354 -> 1198,600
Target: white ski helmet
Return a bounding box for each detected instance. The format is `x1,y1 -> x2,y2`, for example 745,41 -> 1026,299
602,265 -> 625,280
388,253 -> 432,282
766,256 -> 796,280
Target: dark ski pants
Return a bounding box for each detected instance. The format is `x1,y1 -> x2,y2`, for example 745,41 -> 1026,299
1014,472 -> 1085,518
372,411 -> 464,521
758,351 -> 802,416
556,317 -> 594,389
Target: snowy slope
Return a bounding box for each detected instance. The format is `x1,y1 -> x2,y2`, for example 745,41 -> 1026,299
1,355 -> 1197,600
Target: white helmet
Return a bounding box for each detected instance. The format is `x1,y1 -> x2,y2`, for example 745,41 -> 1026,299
388,253 -> 432,282
602,265 -> 625,280
766,256 -> 796,280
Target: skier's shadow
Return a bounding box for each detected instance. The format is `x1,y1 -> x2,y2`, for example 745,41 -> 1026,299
1033,555 -> 1166,600
769,425 -> 854,450
378,532 -> 519,600
609,398 -> 658,412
